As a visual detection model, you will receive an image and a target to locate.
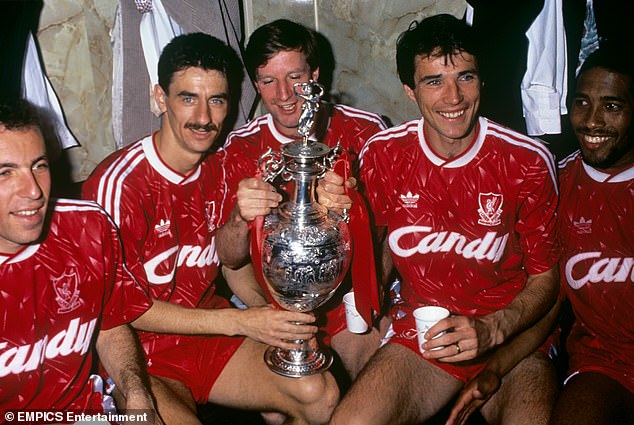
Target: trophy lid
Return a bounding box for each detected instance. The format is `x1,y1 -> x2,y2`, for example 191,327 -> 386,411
283,141 -> 331,160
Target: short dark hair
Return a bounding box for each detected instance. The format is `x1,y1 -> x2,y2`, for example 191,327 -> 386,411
578,43 -> 634,96
0,98 -> 42,132
244,19 -> 319,80
157,32 -> 244,98
396,14 -> 479,89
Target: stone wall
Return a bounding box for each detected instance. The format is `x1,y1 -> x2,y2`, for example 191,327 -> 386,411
37,0 -> 465,181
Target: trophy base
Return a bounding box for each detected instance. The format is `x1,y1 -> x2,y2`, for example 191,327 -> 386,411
264,346 -> 333,378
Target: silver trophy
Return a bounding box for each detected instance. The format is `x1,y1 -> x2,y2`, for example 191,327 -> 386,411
258,81 -> 352,377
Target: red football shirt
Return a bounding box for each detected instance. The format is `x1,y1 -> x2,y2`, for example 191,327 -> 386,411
360,117 -> 559,316
0,199 -> 151,415
82,135 -> 232,351
558,152 -> 634,390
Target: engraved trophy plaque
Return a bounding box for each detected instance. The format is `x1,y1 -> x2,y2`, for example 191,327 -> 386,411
258,81 -> 352,377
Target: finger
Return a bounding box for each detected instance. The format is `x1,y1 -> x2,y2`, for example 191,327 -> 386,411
269,338 -> 303,350
424,343 -> 476,362
317,180 -> 347,196
457,405 -> 475,425
316,191 -> 353,209
446,399 -> 468,425
278,311 -> 317,324
279,322 -> 319,338
344,176 -> 357,189
322,170 -> 345,185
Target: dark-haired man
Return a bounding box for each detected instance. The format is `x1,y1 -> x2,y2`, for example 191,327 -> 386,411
83,32 -> 338,424
0,99 -> 159,422
329,14 -> 559,425
550,45 -> 634,425
217,19 -> 388,380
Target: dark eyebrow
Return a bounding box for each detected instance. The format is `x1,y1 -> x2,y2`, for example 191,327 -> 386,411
419,68 -> 478,84
0,155 -> 47,169
32,155 -> 49,165
458,68 -> 478,77
601,95 -> 627,103
420,74 -> 442,83
177,90 -> 198,98
573,92 -> 627,103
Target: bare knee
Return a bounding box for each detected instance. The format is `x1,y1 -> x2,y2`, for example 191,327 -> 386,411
289,374 -> 339,424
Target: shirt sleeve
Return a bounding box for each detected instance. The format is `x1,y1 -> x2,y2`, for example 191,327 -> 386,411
515,153 -> 560,274
98,210 -> 152,330
359,137 -> 396,228
83,174 -> 153,295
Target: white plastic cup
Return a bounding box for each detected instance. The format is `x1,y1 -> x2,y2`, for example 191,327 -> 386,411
343,292 -> 369,334
413,306 -> 450,352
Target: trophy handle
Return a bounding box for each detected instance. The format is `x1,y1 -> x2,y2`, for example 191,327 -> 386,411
323,142 -> 343,172
258,147 -> 286,183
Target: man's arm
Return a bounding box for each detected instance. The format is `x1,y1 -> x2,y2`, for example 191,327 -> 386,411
222,264 -> 268,307
132,299 -> 317,351
446,298 -> 561,425
216,178 -> 282,268
422,268 -> 559,360
95,324 -> 162,424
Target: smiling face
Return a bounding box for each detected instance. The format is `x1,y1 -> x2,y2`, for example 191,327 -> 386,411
154,66 -> 229,174
254,49 -> 320,138
570,66 -> 634,171
0,126 -> 50,254
404,50 -> 481,156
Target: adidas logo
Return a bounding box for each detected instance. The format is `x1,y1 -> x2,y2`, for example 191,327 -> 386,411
573,217 -> 592,234
154,219 -> 171,238
400,191 -> 419,208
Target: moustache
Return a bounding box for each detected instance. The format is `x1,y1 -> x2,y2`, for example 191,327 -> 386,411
185,122 -> 219,132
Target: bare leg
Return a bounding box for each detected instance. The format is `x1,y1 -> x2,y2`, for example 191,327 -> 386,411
148,375 -> 201,424
550,372 -> 634,425
330,343 -> 462,425
331,315 -> 391,380
209,339 -> 339,425
481,352 -> 557,425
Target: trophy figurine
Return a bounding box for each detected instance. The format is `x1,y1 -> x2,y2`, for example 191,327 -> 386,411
257,80 -> 352,377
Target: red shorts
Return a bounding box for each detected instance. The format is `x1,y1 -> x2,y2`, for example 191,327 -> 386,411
142,334 -> 244,403
566,347 -> 634,394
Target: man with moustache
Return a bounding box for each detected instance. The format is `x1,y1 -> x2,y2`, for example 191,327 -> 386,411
83,33 -> 338,424
0,99 -> 159,422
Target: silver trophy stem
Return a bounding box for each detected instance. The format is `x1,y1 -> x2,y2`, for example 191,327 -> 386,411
264,339 -> 333,378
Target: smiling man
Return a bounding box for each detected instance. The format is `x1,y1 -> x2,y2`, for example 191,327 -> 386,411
328,14 -> 560,425
0,99 -> 158,421
217,19 -> 389,382
551,45 -> 634,425
82,33 -> 338,424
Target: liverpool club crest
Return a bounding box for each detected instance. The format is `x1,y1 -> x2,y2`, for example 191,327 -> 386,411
478,193 -> 503,226
52,270 -> 83,313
